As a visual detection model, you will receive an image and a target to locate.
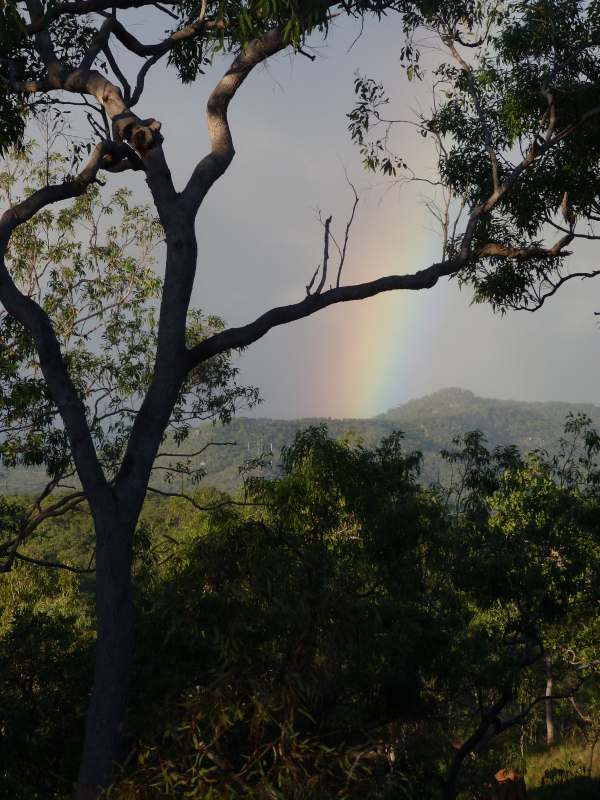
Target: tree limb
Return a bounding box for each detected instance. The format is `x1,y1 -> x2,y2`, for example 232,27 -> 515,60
0,145 -> 116,500
13,551 -> 95,574
182,26 -> 292,213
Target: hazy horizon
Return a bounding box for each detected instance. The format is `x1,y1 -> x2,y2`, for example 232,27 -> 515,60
234,385 -> 600,421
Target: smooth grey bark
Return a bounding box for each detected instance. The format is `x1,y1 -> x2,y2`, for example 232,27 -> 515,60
73,218 -> 196,795
75,506 -> 135,796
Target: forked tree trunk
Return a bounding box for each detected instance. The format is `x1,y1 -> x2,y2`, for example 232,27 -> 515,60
72,217 -> 195,798
74,506 -> 136,799
545,654 -> 555,746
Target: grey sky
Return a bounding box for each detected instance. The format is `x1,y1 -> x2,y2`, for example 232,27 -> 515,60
109,13 -> 600,418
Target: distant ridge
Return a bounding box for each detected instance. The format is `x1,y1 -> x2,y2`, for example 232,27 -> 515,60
2,388 -> 599,495
376,387 -> 600,454
380,387 -> 600,420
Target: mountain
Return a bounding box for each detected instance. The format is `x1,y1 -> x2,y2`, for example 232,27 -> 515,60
379,387 -> 600,452
2,388 -> 600,496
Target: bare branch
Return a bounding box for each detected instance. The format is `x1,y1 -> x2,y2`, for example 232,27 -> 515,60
13,551 -> 95,574
146,486 -> 258,511
316,215 -> 332,294
305,264 -> 320,296
337,178 -> 359,288
129,53 -> 166,108
516,270 -> 600,312
155,441 -> 237,459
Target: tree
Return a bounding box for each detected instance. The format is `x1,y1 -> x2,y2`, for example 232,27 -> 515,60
0,143 -> 253,574
348,0 -> 600,312
0,555 -> 93,799
436,417 -> 600,799
102,423 -> 599,799
2,1 -> 600,795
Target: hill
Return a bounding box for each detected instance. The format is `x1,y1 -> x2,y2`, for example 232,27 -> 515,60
2,387 -> 600,495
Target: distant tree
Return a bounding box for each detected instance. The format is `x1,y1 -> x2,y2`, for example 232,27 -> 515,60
438,416 -> 600,798
349,0 -> 600,312
0,145 -> 252,575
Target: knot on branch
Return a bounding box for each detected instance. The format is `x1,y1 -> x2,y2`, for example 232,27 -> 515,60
101,141 -> 144,173
112,113 -> 162,154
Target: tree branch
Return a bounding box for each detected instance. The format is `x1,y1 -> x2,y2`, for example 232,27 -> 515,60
187,255 -> 456,368
155,441 -> 237,459
315,215 -> 332,294
0,145 -> 115,500
146,486 -> 258,511
182,26 -> 291,213
515,270 -> 600,312
473,233 -> 574,260
14,551 -> 95,574
337,177 -> 359,288
26,0 -> 178,32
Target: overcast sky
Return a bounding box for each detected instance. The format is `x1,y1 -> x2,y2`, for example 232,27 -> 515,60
98,13 -> 600,418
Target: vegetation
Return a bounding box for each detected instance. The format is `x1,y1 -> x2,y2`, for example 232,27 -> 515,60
2,418 -> 599,798
2,0 -> 600,793
5,387 -> 600,496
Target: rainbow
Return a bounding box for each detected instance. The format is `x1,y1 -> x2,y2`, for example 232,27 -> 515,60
314,193 -> 443,418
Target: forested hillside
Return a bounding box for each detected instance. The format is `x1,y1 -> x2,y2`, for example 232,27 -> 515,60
3,388 -> 597,495
3,421 -> 600,799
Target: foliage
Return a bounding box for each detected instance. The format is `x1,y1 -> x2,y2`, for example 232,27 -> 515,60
347,0 -> 600,311
104,419 -> 599,798
1,417 -> 599,797
0,561 -> 93,799
0,144 -> 258,570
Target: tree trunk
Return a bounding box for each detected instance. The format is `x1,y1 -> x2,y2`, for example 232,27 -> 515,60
545,654 -> 555,746
441,779 -> 458,800
74,506 -> 135,799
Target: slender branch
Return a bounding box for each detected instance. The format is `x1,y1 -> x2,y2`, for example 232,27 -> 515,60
305,265 -> 320,296
146,486 -> 258,511
515,270 -> 600,311
14,551 -> 95,574
1,493 -> 88,572
337,178 -> 359,288
102,43 -> 131,104
315,215 -> 332,294
544,213 -> 600,240
155,441 -> 237,458
129,52 -> 166,108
